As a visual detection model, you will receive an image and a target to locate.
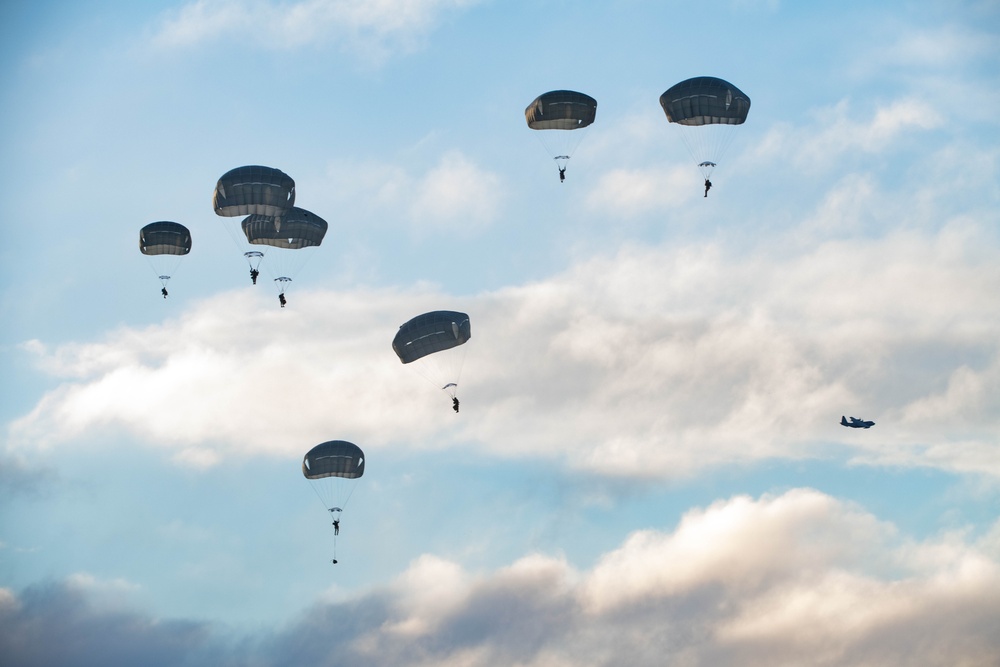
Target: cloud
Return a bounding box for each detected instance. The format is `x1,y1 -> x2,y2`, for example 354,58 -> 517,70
874,22 -> 1000,71
2,490 -> 998,666
0,453 -> 56,500
408,152 -> 504,232
314,151 -> 504,236
584,164 -> 693,218
754,97 -> 944,174
150,0 -> 481,63
0,581 -> 212,667
571,108 -> 697,219
582,489 -> 889,613
7,217 -> 1000,478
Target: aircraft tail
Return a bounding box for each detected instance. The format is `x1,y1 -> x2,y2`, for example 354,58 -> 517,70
840,416 -> 849,426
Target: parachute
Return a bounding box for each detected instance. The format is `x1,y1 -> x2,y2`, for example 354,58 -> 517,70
242,207 -> 327,302
303,440 -> 365,564
525,90 -> 597,180
242,207 -> 327,249
139,221 -> 191,296
212,165 -> 296,281
659,77 -> 750,180
213,165 -> 296,218
392,310 -> 471,401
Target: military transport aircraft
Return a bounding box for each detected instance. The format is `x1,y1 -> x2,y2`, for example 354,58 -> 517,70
841,416 -> 875,429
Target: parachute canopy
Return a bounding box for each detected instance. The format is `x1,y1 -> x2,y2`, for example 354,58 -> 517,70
525,90 -> 597,131
659,76 -> 750,180
392,310 -> 471,364
213,165 -> 296,218
139,221 -> 191,256
526,90 -> 597,178
659,76 -> 750,127
303,440 -> 366,480
242,207 -> 328,249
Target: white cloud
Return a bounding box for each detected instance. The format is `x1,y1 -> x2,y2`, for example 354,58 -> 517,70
754,97 -> 944,174
7,218 -> 999,479
582,489 -> 889,613
363,490 -> 998,666
150,0 -> 481,63
381,554 -> 472,637
409,151 -> 504,232
573,108 -> 697,219
11,489 -> 995,666
64,572 -> 145,614
584,164 -> 693,218
875,23 -> 999,70
314,151 -> 504,236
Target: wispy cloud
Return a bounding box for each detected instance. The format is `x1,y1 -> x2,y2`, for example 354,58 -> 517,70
0,453 -> 57,499
150,0 -> 481,64
315,150 -> 504,236
409,151 -> 504,232
754,97 -> 944,174
874,22 -> 1000,71
584,164 -> 693,218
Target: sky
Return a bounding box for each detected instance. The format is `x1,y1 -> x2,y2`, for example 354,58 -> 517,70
1,0 -> 999,665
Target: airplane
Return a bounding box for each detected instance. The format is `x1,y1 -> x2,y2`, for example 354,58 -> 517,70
841,416 -> 875,429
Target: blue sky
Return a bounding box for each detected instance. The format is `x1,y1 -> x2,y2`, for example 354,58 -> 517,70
2,1 -> 999,664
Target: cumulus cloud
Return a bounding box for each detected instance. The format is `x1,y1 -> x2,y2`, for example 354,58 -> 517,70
0,581 -> 212,667
3,490 -> 998,666
150,0 -> 481,63
8,287 -> 435,463
6,217 -> 999,478
582,489 -> 889,613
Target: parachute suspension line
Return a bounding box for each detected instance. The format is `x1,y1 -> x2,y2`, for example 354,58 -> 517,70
407,342 -> 468,401
675,128 -> 709,178
256,242 -> 322,288
532,131 -> 585,176
244,250 -> 264,271
716,125 -> 740,165
144,254 -> 182,288
307,473 -> 359,515
308,478 -> 333,513
449,342 -> 469,397
674,123 -> 741,181
274,276 -> 292,294
340,481 -> 358,513
220,217 -> 259,269
410,361 -> 447,395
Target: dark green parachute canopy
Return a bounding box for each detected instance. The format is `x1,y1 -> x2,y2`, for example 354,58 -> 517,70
525,90 -> 597,130
242,207 -> 328,249
392,311 -> 471,364
213,165 -> 296,218
303,440 -> 366,480
139,221 -> 191,256
659,77 -> 750,126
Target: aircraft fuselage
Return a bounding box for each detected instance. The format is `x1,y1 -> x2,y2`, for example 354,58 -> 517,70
841,416 -> 874,429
